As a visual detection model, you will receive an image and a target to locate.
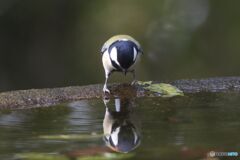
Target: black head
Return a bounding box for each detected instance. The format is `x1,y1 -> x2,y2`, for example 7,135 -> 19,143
108,40 -> 139,70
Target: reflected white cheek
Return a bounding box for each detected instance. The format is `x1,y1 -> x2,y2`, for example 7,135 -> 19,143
111,127 -> 120,146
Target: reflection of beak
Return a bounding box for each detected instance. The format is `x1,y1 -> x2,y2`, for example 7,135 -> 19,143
124,70 -> 127,76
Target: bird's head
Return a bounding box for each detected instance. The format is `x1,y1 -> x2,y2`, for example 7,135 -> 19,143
103,120 -> 141,153
101,35 -> 143,72
101,35 -> 142,54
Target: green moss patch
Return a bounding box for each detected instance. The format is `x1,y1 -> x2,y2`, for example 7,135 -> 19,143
136,81 -> 184,97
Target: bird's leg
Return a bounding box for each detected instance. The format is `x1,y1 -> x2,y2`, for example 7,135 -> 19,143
103,77 -> 110,93
130,70 -> 137,85
103,98 -> 110,106
103,72 -> 111,93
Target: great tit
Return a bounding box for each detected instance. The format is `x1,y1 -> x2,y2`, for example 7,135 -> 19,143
101,35 -> 143,93
103,97 -> 141,153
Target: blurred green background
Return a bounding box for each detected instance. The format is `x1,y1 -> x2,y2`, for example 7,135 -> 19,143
0,0 -> 240,91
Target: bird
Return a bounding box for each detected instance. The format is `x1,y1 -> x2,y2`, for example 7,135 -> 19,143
100,35 -> 143,93
103,97 -> 141,153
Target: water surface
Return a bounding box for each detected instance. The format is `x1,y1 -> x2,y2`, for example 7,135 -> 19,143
0,93 -> 240,159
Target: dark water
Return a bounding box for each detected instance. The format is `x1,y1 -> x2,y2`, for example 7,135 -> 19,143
0,93 -> 240,160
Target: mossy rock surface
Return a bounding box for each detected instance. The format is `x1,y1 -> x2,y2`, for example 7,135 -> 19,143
1,77 -> 240,109
136,81 -> 184,97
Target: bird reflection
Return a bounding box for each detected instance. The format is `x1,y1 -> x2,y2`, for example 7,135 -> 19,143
103,96 -> 141,153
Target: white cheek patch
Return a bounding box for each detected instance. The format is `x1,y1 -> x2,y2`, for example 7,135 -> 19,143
133,47 -> 137,61
110,47 -> 120,66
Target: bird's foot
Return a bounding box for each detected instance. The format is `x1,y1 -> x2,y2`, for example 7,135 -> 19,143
103,87 -> 110,99
103,86 -> 110,94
